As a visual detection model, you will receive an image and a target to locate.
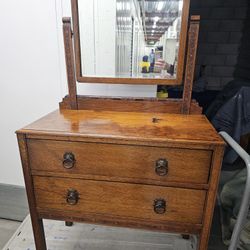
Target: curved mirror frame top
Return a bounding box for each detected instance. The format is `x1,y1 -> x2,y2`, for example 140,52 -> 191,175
71,0 -> 190,85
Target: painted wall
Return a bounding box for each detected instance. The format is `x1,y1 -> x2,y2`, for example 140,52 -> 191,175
164,39 -> 178,65
0,0 -> 156,186
158,17 -> 180,68
0,0 -> 64,186
78,0 -> 116,77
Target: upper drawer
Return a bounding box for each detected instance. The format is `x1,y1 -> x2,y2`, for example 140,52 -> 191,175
27,139 -> 212,185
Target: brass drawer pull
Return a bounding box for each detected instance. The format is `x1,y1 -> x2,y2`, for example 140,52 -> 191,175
155,159 -> 168,176
154,199 -> 166,214
66,189 -> 79,205
63,152 -> 76,169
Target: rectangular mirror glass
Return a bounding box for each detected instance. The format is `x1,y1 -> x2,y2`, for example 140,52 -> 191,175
72,0 -> 190,84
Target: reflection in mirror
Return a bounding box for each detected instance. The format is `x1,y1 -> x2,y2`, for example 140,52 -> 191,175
78,0 -> 184,79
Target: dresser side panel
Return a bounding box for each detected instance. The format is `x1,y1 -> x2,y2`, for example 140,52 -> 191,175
198,145 -> 225,250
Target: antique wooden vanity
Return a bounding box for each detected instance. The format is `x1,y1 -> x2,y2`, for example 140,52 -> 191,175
17,1 -> 225,249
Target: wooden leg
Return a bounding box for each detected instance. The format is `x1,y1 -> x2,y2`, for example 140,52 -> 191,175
17,134 -> 47,249
181,234 -> 190,240
65,221 -> 74,227
29,216 -> 47,250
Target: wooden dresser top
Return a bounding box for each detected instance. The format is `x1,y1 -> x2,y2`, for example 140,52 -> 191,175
17,109 -> 224,146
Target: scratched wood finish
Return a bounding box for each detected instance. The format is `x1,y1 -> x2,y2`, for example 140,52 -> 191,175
70,0 -> 190,85
20,110 -> 223,146
17,134 -> 47,250
33,176 -> 206,225
60,95 -> 202,114
16,109 -> 225,250
182,16 -> 200,114
62,18 -> 78,109
27,139 -> 212,185
198,146 -> 225,249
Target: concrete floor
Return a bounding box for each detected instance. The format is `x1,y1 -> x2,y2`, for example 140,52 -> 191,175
0,219 -> 21,249
0,207 -> 228,250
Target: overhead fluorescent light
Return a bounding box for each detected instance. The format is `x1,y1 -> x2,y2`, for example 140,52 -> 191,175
117,2 -> 122,11
157,2 -> 165,11
154,16 -> 160,22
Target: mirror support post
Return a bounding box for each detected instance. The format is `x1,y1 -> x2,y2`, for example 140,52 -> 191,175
181,15 -> 200,114
62,17 -> 78,110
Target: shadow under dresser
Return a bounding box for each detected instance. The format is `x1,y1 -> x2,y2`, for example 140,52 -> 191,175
17,109 -> 225,250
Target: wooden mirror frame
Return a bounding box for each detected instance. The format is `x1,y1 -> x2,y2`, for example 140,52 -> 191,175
71,0 -> 190,85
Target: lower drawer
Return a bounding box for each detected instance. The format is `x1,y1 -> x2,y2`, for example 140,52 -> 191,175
33,176 -> 206,225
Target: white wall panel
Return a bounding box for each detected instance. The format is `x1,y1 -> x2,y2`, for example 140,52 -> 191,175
0,0 -> 62,185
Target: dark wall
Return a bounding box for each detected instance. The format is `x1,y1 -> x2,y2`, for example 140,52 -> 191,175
190,0 -> 248,90
235,5 -> 250,80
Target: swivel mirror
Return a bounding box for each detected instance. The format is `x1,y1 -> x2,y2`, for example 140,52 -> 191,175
71,0 -> 190,85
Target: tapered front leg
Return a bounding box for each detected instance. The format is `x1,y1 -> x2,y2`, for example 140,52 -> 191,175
17,133 -> 47,250
30,217 -> 47,250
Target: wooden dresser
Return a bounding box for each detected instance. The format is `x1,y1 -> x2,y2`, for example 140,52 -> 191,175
17,109 -> 225,250
16,1 -> 225,248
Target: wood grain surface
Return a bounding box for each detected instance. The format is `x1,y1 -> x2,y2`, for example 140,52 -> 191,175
18,109 -> 224,146
198,146 -> 225,250
28,139 -> 212,186
17,134 -> 47,250
59,95 -> 202,114
33,176 -> 206,225
62,18 -> 78,109
182,16 -> 200,114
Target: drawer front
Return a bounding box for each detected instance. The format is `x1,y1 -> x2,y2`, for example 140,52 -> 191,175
33,176 -> 206,225
28,139 -> 212,184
